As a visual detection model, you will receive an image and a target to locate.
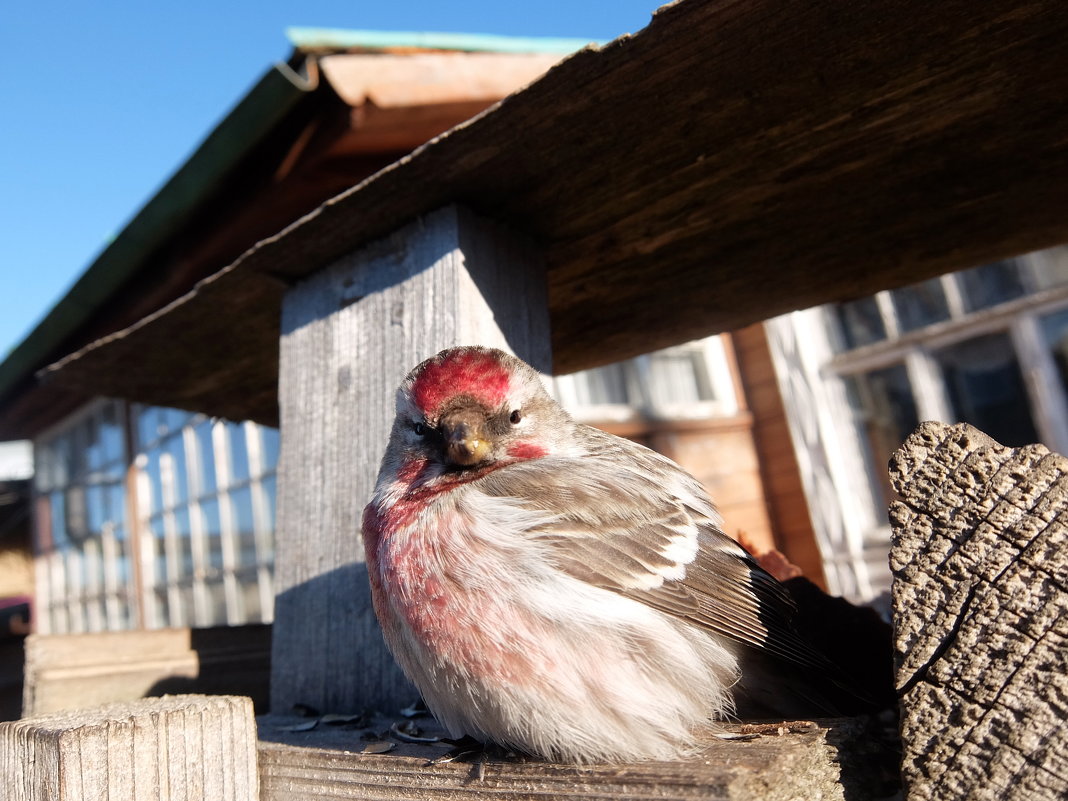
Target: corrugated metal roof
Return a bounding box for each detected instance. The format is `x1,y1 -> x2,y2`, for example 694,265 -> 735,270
286,27 -> 602,55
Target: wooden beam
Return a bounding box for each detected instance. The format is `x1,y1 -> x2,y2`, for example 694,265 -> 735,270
22,626 -> 272,717
0,694 -> 258,801
256,714 -> 896,801
271,204 -> 550,714
889,421 -> 1068,801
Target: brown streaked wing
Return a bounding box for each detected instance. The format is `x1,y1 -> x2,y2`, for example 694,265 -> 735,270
475,426 -> 826,669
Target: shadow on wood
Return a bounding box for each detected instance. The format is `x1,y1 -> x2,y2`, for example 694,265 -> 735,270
23,624 -> 271,716
889,421 -> 1068,801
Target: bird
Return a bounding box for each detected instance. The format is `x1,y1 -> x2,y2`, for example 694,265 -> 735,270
362,345 -> 867,764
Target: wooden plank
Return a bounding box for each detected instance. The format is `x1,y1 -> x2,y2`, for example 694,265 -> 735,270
271,204 -> 549,715
889,421 -> 1068,801
37,0 -> 1068,428
22,625 -> 271,716
0,694 -> 258,801
257,714 -> 895,801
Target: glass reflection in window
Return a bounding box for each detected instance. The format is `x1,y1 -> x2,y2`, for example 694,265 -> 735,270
958,261 -> 1026,312
891,278 -> 950,333
935,333 -> 1038,447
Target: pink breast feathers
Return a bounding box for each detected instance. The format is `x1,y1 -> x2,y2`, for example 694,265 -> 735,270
377,507 -> 544,686
410,350 -> 512,414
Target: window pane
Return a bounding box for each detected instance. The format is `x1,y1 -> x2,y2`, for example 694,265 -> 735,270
1040,308 -> 1068,395
935,333 -> 1038,447
193,420 -> 217,496
835,297 -> 886,349
1031,248 -> 1068,291
231,486 -> 257,566
958,261 -> 1026,312
261,475 -> 277,535
145,453 -> 164,516
228,423 -> 250,484
260,427 -> 281,472
164,436 -> 189,506
646,351 -> 714,406
892,278 -> 950,332
100,403 -> 124,465
571,364 -> 629,405
201,497 -> 225,572
137,407 -> 164,449
844,365 -> 919,507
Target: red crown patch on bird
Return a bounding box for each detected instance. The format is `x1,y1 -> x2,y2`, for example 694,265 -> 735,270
409,348 -> 512,414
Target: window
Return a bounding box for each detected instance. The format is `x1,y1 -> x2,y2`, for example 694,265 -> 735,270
554,337 -> 738,422
133,408 -> 278,629
34,400 -> 132,632
766,246 -> 1068,603
830,250 -> 1068,469
34,401 -> 280,633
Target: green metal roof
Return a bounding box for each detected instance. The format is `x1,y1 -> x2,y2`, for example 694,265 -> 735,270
286,27 -> 602,55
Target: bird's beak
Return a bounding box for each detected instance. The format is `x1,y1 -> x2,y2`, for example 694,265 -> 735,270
439,410 -> 492,467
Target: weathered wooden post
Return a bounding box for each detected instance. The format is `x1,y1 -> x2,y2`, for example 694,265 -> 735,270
0,694 -> 258,801
270,204 -> 550,714
890,422 -> 1068,801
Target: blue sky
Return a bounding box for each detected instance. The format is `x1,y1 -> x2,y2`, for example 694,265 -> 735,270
0,1 -> 659,361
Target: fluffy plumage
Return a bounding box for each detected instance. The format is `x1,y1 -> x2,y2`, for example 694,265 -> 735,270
363,346 -> 849,763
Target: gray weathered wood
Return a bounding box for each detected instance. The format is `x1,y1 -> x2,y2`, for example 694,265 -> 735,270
0,694 -> 258,801
257,714 -> 889,801
271,204 -> 550,715
22,625 -> 271,716
889,421 -> 1068,801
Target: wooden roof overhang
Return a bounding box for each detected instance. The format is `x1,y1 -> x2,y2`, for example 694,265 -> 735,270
40,0 -> 1068,429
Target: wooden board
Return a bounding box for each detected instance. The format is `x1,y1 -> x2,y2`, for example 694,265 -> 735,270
40,0 -> 1068,429
889,421 -> 1068,800
22,625 -> 271,717
257,714 -> 897,801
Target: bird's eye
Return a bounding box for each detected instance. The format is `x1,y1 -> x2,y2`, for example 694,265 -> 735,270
509,410 -> 522,425
412,422 -> 427,436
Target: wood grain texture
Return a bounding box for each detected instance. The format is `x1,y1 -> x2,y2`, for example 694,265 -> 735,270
256,714 -> 894,801
40,0 -> 1068,428
271,205 -> 549,715
889,421 -> 1068,801
0,694 -> 258,801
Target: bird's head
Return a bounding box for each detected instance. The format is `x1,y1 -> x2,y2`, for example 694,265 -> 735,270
388,346 -> 568,475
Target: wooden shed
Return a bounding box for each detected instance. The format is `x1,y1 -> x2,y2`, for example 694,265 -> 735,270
4,0 -> 1068,797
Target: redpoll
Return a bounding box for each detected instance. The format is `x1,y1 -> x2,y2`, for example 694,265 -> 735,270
363,346 -> 862,763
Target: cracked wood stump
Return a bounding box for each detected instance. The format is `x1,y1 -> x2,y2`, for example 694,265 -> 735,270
889,421 -> 1068,801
